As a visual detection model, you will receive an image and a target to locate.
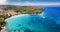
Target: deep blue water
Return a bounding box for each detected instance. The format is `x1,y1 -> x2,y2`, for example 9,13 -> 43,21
44,6 -> 60,18
44,6 -> 60,24
5,6 -> 60,32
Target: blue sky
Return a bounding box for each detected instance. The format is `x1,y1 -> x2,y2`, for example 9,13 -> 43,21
0,0 -> 60,6
8,0 -> 60,3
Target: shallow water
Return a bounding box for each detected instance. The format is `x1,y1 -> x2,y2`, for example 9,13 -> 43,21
5,7 -> 60,32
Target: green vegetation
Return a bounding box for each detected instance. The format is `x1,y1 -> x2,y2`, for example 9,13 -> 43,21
21,7 -> 45,14
0,15 -> 9,19
3,6 -> 45,14
0,17 -> 6,28
3,6 -> 17,10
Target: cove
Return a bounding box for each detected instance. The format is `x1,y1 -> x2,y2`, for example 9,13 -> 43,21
5,14 -> 57,32
5,7 -> 60,32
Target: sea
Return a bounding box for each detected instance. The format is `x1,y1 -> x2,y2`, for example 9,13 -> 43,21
5,6 -> 60,32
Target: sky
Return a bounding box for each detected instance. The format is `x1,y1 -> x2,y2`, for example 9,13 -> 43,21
0,0 -> 60,6
8,0 -> 60,2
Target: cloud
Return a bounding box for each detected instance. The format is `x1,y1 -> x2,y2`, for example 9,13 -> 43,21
0,0 -> 60,6
0,0 -> 7,5
8,1 -> 60,6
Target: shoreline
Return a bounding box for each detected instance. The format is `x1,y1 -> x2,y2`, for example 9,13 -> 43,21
5,13 -> 45,21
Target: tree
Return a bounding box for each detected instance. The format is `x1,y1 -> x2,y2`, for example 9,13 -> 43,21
21,7 -> 45,14
0,17 -> 6,30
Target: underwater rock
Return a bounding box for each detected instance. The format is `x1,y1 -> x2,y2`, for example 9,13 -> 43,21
24,28 -> 35,32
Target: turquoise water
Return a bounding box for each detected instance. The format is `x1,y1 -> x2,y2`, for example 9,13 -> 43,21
5,7 -> 60,32
5,14 -> 57,32
6,14 -> 48,32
